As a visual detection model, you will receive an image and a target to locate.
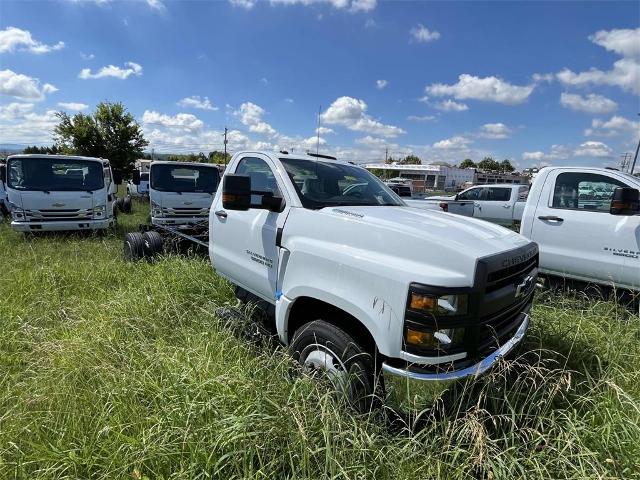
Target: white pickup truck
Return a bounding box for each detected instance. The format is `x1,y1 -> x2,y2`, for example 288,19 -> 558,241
4,154 -> 119,233
404,197 -> 475,217
441,184 -> 530,226
208,151 -> 539,406
520,166 -> 639,292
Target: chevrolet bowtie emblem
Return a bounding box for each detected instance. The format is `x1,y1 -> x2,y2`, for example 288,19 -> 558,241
183,201 -> 193,205
515,275 -> 534,298
52,202 -> 66,207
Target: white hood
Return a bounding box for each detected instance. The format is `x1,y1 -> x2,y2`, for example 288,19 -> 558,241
10,190 -> 96,211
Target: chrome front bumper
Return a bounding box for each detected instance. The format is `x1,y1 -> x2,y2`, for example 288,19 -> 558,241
11,218 -> 113,232
382,313 -> 529,382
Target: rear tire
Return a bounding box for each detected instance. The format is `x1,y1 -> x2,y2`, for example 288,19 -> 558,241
290,319 -> 380,412
123,232 -> 145,261
122,196 -> 132,214
142,231 -> 164,258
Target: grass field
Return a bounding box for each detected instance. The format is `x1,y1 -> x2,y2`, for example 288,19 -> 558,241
0,201 -> 639,479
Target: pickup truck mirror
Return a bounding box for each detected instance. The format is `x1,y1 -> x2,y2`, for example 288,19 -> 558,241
260,193 -> 285,212
222,174 -> 251,211
132,170 -> 141,185
610,187 -> 640,215
454,193 -> 459,201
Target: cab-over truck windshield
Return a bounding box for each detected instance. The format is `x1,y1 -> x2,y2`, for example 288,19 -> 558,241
150,164 -> 219,193
8,157 -> 104,192
279,158 -> 403,209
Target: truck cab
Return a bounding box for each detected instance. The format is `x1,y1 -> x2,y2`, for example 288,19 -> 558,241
455,184 -> 529,226
5,154 -> 118,233
520,166 -> 640,291
147,161 -> 220,226
209,151 -> 539,405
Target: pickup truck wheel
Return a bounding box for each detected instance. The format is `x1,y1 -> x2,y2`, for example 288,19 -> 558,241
290,320 -> 379,412
123,232 -> 145,261
142,231 -> 163,258
122,196 -> 132,214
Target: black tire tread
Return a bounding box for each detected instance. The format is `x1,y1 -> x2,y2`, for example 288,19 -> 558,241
123,232 -> 145,261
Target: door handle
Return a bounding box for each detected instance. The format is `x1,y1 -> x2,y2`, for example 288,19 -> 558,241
503,204 -> 511,208
538,215 -> 564,222
215,210 -> 228,218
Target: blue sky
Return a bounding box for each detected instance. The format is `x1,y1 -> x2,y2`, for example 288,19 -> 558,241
1,0 -> 639,169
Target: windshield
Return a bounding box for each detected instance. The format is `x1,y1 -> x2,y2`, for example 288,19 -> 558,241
150,164 -> 220,193
7,157 -> 104,192
140,172 -> 149,182
280,158 -> 404,209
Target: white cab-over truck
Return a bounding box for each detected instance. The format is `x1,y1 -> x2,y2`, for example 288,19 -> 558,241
208,151 -> 539,404
4,154 -> 119,233
520,166 -> 639,292
144,161 -> 220,226
0,159 -> 8,218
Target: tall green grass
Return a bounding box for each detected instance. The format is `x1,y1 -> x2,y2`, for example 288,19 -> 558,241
0,207 -> 638,479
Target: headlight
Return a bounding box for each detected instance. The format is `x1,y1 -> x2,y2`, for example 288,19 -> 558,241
93,205 -> 106,212
409,291 -> 468,316
11,208 -> 25,220
151,201 -> 161,216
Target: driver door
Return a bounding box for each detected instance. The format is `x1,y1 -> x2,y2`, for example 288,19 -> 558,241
211,155 -> 290,302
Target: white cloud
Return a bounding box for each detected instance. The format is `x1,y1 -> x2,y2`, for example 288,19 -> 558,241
433,136 -> 472,150
478,123 -> 512,139
522,144 -> 570,163
236,102 -> 277,136
556,28 -> 640,95
434,99 -> 468,111
177,96 -> 218,111
264,0 -> 377,12
559,93 -> 618,114
229,0 -> 255,8
376,79 -> 388,89
321,96 -> 405,138
589,27 -> 640,58
284,98 -> 294,103
574,141 -> 613,158
407,115 -> 436,122
426,74 -> 535,105
316,126 -> 334,135
532,73 -> 554,83
0,103 -> 59,144
146,0 -> 166,12
410,24 -> 440,43
585,115 -> 640,137
142,110 -> 204,131
0,69 -> 57,101
79,61 -> 143,80
355,135 -> 388,147
0,102 -> 35,120
260,77 -> 268,85
80,52 -> 95,60
0,26 -> 65,54
57,102 -> 89,111
364,18 -> 376,28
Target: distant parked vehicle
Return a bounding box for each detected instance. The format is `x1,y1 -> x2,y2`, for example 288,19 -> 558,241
0,159 -> 9,218
404,197 -> 475,216
520,166 -> 639,292
127,171 -> 149,197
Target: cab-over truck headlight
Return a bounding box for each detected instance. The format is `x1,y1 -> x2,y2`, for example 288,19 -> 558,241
9,202 -> 25,220
92,205 -> 106,218
404,284 -> 469,353
151,201 -> 161,216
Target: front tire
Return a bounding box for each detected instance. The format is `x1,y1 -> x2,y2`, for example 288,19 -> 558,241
142,231 -> 164,258
123,232 -> 145,261
290,320 -> 380,412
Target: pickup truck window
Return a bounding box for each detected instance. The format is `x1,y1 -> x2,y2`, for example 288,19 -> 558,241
551,172 -> 627,212
485,187 -> 511,202
280,158 -> 403,209
457,188 -> 481,201
8,157 -> 104,192
151,164 -> 219,193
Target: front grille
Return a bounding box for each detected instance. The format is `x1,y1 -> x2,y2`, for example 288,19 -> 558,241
486,254 -> 538,293
161,207 -> 208,217
25,208 -> 92,222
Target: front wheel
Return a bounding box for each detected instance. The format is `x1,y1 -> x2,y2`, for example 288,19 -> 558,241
290,320 -> 380,412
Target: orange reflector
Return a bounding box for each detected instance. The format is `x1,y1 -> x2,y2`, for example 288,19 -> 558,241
410,293 -> 437,311
405,328 -> 435,347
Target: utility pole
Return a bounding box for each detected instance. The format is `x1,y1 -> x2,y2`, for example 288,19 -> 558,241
385,146 -> 388,163
631,113 -> 640,176
151,147 -> 155,161
223,127 -> 228,165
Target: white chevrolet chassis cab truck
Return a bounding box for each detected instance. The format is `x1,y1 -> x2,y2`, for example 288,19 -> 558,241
520,166 -> 639,292
209,151 -> 539,401
4,154 -> 119,233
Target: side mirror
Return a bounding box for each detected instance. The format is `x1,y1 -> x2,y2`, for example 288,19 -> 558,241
0,165 -> 5,183
610,187 -> 640,215
454,193 -> 459,201
222,174 -> 251,211
132,170 -> 141,185
261,193 -> 285,212
113,171 -> 122,185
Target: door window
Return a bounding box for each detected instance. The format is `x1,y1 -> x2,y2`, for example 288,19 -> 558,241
551,172 -> 627,212
457,187 -> 482,200
235,157 -> 282,206
485,187 -> 511,201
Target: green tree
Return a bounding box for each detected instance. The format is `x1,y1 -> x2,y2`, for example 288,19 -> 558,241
54,102 -> 148,175
399,154 -> 421,165
477,156 -> 500,172
208,150 -> 231,164
459,158 -> 476,169
23,145 -> 60,154
499,159 -> 515,173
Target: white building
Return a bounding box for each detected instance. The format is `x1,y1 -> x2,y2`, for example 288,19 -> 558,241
363,163 -> 475,192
